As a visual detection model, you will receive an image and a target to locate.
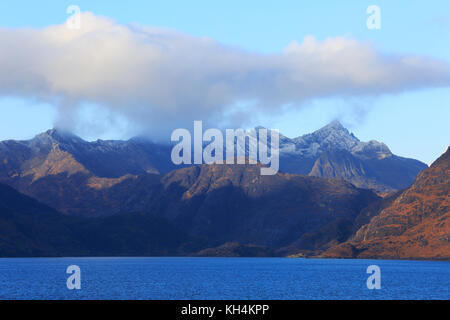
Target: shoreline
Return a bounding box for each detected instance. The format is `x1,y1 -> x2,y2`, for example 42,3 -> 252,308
0,256 -> 448,262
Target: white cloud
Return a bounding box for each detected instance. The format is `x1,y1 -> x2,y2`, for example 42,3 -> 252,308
0,12 -> 449,139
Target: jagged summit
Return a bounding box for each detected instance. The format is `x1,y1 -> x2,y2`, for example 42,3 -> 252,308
295,121 -> 359,151
272,120 -> 393,161
311,120 -> 358,141
39,128 -> 78,138
32,128 -> 85,147
319,120 -> 346,130
25,121 -> 401,165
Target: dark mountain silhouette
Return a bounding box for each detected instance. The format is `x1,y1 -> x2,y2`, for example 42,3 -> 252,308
159,164 -> 379,254
0,163 -> 380,257
0,182 -> 192,257
0,182 -> 83,256
324,147 -> 450,260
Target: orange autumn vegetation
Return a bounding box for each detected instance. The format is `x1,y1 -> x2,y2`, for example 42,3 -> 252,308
324,147 -> 450,260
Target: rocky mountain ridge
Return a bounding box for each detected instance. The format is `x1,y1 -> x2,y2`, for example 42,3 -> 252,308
0,122 -> 428,202
324,147 -> 450,260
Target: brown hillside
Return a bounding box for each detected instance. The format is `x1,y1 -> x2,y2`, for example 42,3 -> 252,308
324,147 -> 450,260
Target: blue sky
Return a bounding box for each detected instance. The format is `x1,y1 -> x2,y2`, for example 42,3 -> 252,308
0,0 -> 449,164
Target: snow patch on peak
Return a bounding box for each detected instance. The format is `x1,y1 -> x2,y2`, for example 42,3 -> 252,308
351,140 -> 392,159
34,128 -> 83,144
273,121 -> 393,160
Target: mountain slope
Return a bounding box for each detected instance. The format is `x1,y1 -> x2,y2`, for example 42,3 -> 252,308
308,150 -> 427,193
32,162 -> 379,253
0,182 -> 83,256
309,150 -> 375,190
0,162 -> 380,257
159,163 -> 380,254
0,182 -> 192,257
324,147 -> 450,259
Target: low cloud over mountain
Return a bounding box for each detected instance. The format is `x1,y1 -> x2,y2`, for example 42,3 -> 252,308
1,12 -> 449,137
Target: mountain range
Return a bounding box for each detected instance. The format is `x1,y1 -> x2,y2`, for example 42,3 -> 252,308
0,122 -> 446,259
0,121 -> 426,217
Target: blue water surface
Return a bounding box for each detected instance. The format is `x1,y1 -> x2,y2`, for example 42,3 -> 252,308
0,257 -> 448,300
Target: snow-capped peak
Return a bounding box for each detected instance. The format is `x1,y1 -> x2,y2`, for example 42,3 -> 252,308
274,121 -> 392,160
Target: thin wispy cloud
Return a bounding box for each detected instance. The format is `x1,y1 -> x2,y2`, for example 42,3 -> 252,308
0,12 -> 449,138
